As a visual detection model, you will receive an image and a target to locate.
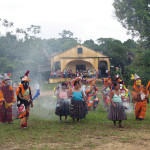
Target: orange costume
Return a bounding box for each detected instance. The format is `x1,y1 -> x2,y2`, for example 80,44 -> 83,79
131,74 -> 148,120
16,71 -> 33,128
85,78 -> 99,111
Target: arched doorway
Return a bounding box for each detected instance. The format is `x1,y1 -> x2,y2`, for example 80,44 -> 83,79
98,61 -> 108,77
65,60 -> 95,72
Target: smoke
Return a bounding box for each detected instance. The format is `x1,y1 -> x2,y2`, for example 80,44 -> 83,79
30,95 -> 57,121
122,102 -> 134,114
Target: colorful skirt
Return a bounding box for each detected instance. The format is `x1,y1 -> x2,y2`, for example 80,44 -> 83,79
107,102 -> 127,121
70,99 -> 86,119
55,99 -> 70,116
0,102 -> 13,123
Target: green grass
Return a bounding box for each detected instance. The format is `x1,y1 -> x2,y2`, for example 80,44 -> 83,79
40,83 -> 58,91
1,84 -> 150,149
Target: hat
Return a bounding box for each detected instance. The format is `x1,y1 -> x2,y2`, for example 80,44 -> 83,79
21,70 -> 31,82
131,74 -> 140,81
3,74 -> 10,81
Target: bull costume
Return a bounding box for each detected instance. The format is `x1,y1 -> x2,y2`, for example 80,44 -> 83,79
0,74 -> 16,123
131,74 -> 148,121
16,71 -> 33,128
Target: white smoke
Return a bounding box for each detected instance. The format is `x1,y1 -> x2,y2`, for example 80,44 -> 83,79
30,95 -> 57,120
123,102 -> 133,114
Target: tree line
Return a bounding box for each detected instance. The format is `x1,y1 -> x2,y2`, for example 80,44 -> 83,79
0,0 -> 149,85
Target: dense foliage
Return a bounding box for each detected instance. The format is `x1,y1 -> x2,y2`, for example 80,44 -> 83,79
0,0 -> 150,87
113,0 -> 150,85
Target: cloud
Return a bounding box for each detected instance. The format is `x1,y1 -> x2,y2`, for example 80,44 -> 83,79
0,0 -> 132,42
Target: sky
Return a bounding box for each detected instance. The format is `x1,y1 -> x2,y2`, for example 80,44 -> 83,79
0,0 -> 133,42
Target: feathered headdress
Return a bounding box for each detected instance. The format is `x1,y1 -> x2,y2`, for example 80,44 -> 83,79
131,74 -> 140,81
21,70 -> 31,82
86,77 -> 96,85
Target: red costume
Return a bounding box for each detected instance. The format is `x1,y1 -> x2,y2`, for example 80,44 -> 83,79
0,74 -> 15,123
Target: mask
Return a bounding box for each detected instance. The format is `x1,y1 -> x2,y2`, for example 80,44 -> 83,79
136,80 -> 141,86
22,81 -> 29,90
5,80 -> 11,86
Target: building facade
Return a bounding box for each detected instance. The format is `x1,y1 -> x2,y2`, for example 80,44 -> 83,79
49,45 -> 110,80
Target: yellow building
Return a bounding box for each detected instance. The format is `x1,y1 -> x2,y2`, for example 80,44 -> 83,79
49,45 -> 110,83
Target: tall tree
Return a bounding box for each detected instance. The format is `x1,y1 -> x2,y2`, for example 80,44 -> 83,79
113,0 -> 150,85
113,0 -> 150,46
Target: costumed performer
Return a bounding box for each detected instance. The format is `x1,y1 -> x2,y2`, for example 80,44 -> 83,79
131,74 -> 148,121
85,78 -> 99,111
16,70 -> 33,128
101,76 -> 112,111
0,74 -> 16,124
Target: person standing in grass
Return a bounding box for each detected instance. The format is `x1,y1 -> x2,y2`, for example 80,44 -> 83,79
55,82 -> 70,123
0,74 -> 16,124
69,80 -> 86,122
131,74 -> 148,121
16,71 -> 33,129
108,82 -> 127,128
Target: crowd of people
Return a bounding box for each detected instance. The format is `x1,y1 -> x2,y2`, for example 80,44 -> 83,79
54,73 -> 150,128
101,74 -> 149,127
54,77 -> 99,123
0,71 -> 40,128
0,70 -> 150,129
50,69 -> 97,78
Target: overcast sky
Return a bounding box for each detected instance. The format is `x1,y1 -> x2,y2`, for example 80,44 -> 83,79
0,0 -> 133,42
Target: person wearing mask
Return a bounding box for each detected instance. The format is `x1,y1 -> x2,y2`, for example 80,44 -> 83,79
16,71 -> 33,128
131,74 -> 148,121
0,74 -> 16,124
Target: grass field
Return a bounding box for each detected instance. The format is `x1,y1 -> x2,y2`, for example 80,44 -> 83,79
0,84 -> 150,150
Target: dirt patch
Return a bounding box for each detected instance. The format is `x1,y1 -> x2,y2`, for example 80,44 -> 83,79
83,131 -> 150,150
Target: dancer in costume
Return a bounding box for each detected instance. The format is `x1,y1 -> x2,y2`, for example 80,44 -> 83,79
55,82 -> 70,123
119,80 -> 129,102
101,76 -> 112,111
131,74 -> 148,121
108,82 -> 127,128
86,78 -> 99,111
0,74 -> 16,124
69,80 -> 86,122
16,71 -> 33,128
